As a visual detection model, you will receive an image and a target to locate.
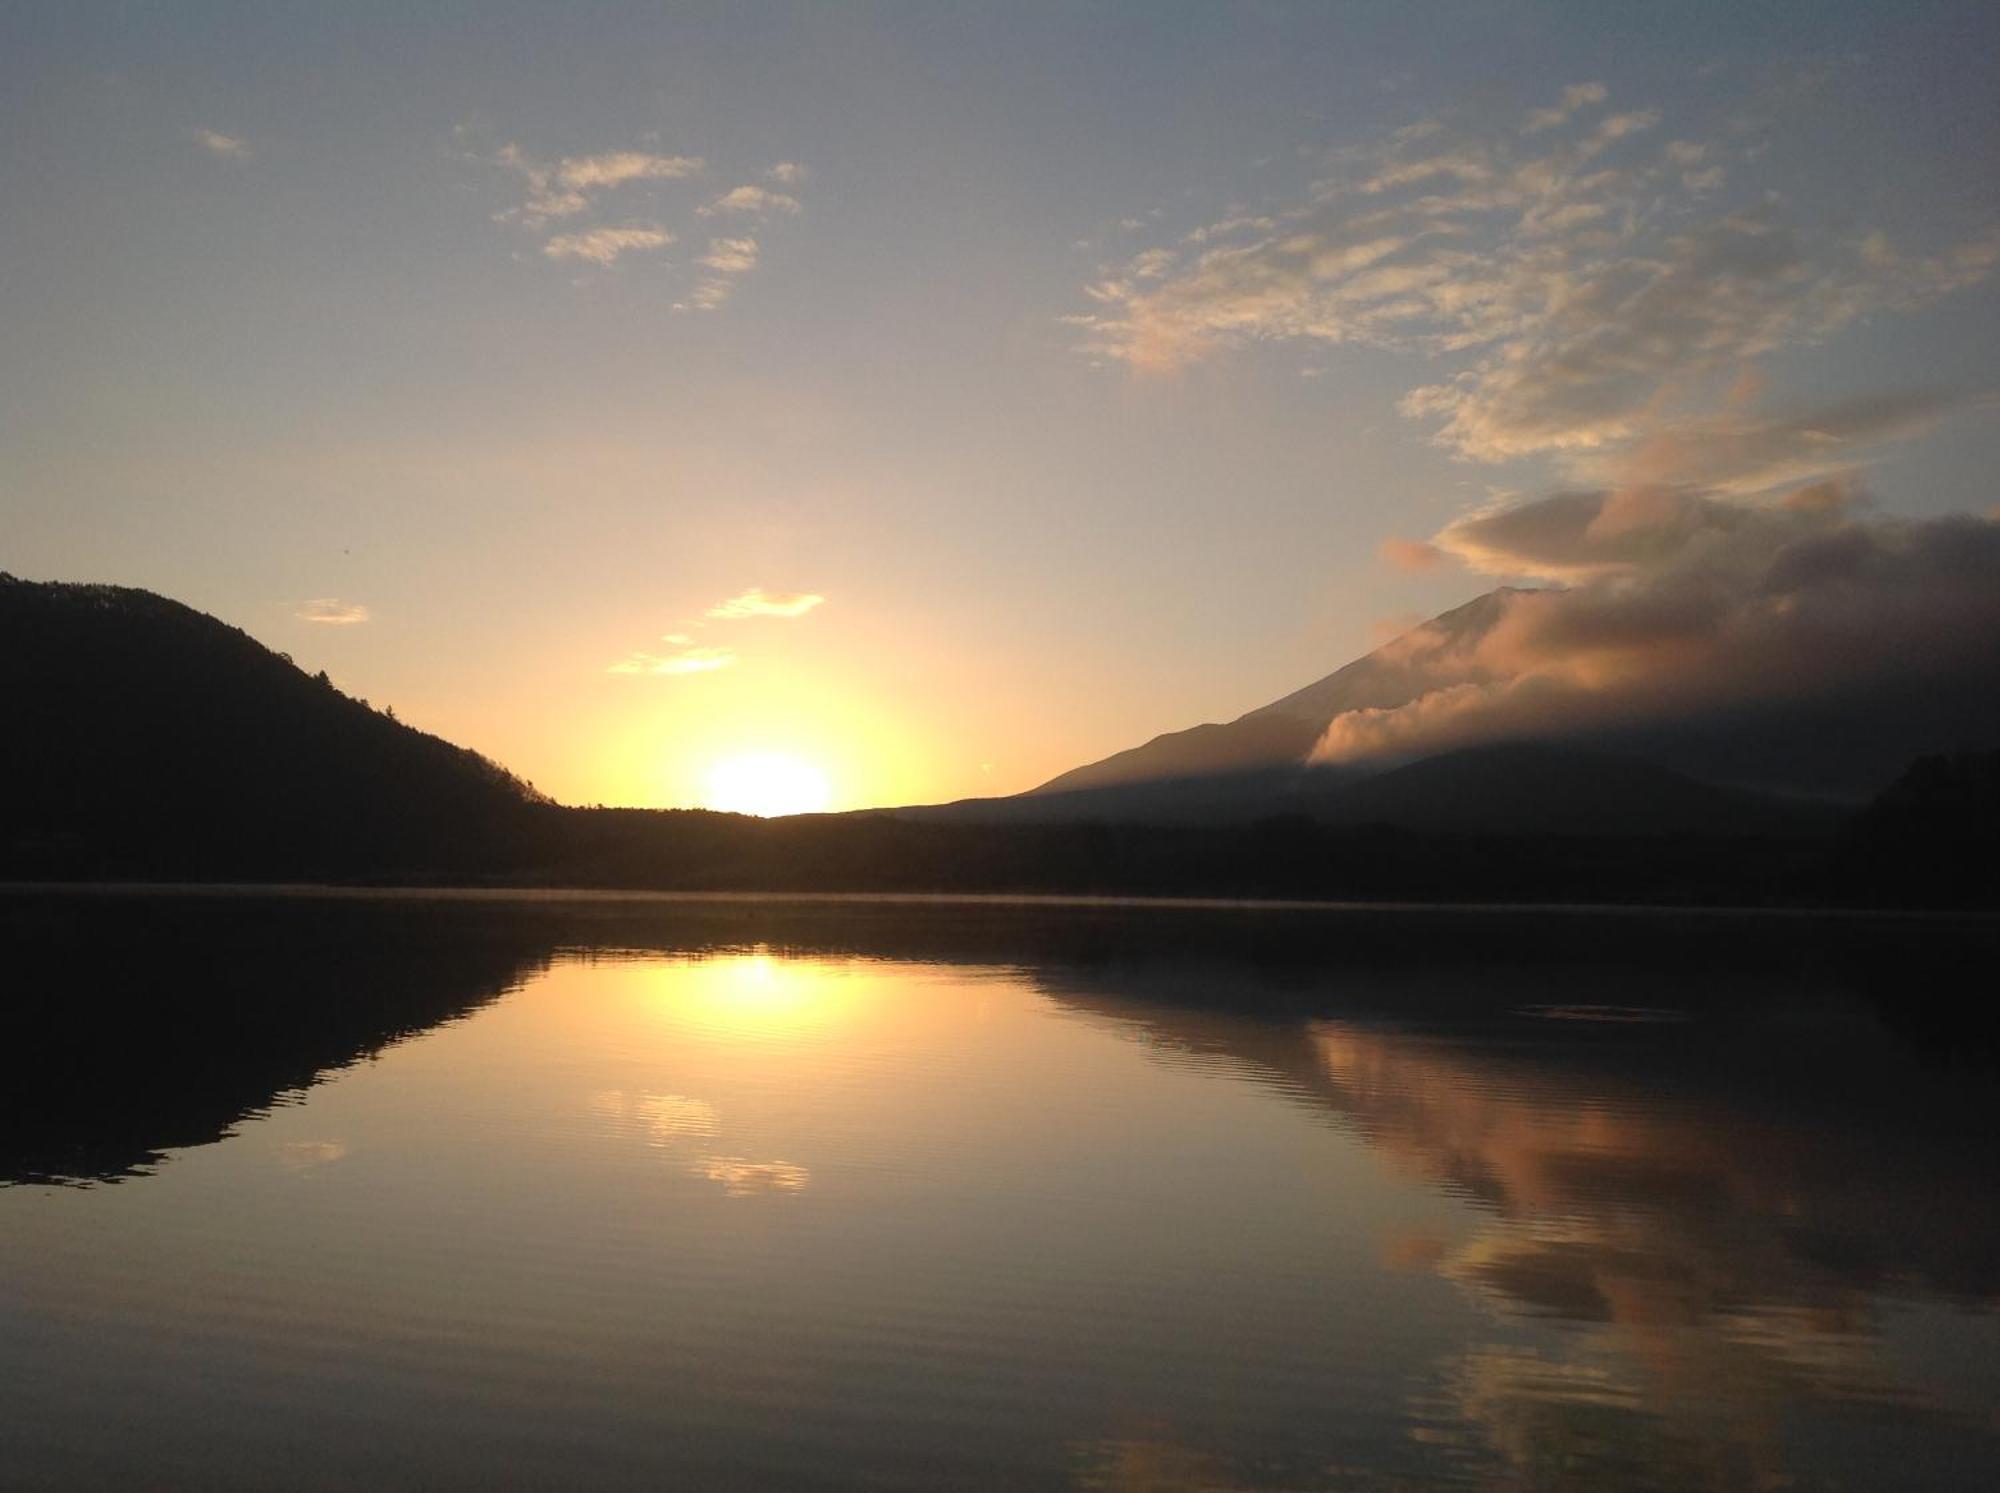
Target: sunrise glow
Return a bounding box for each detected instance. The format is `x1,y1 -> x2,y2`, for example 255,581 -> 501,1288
11,8 -> 2000,1489
703,753 -> 832,817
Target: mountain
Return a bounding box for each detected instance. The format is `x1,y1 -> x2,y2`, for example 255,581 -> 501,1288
4,572 -> 1986,904
1031,572 -> 2000,810
910,741 -> 1836,838
1034,590 -> 1515,795
911,585 -> 1841,836
1306,741 -> 1833,837
0,574 -> 549,877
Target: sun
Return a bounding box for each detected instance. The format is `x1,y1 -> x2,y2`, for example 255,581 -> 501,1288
703,753 -> 832,817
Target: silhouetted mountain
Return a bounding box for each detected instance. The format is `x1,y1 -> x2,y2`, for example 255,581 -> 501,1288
985,588 -> 1844,836
2,574 -> 1991,905
1025,577 -> 2000,816
0,574 -> 549,878
1035,591 -> 1516,795
1837,748 -> 2000,908
1309,742 -> 1835,837
910,742 -> 1836,839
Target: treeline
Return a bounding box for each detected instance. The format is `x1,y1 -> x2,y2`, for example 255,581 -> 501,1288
7,777 -> 1995,909
3,574 -> 1996,907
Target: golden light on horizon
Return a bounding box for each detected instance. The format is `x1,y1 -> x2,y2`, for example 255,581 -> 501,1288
703,752 -> 832,817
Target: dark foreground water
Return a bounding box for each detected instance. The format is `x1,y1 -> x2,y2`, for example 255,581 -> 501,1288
3,891 -> 1997,1491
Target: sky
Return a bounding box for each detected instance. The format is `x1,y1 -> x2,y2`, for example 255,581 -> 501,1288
5,2 -> 1997,810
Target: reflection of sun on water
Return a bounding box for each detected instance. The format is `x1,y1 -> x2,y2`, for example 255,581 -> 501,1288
654,952 -> 865,1043
703,753 -> 831,816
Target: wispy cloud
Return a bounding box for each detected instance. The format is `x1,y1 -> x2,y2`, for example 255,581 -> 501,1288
543,225 -> 674,264
607,643 -> 736,676
193,127 -> 250,160
1521,82 -> 1607,134
698,236 -> 760,273
1071,88 -> 1998,492
704,587 -> 823,620
1379,537 -> 1447,572
681,237 -> 762,310
604,586 -> 821,679
467,132 -> 803,306
700,184 -> 801,217
491,143 -> 704,225
296,598 -> 369,625
558,150 -> 703,191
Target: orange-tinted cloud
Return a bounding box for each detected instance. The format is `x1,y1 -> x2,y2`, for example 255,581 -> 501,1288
1380,536 -> 1447,571
606,644 -> 736,677
296,598 -> 369,625
704,587 -> 823,620
1313,499 -> 2000,769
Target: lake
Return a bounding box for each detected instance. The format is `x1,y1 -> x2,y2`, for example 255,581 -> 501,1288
3,890 -> 1997,1490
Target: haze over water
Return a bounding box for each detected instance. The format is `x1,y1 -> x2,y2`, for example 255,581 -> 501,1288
3,892 -> 1996,1490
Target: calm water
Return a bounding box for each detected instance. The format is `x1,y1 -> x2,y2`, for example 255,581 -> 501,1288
3,891 -> 1998,1490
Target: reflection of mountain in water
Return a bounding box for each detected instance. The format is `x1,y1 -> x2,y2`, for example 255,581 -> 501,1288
1,895 -> 556,1185
6,890 -> 1996,1483
9,891 -> 1995,1197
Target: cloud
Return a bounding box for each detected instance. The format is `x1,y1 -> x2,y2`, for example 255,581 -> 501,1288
1433,487 -> 1778,579
491,144 -> 704,224
698,236 -> 760,274
681,238 -> 762,309
1557,390 -> 1964,501
1393,218 -> 1990,467
681,281 -> 734,311
1380,537 -> 1447,571
1310,500 -> 2000,774
704,587 -> 823,620
1071,97 -> 1998,487
700,185 -> 801,217
542,225 -> 674,265
606,644 -> 737,676
557,150 -> 703,192
469,133 -> 800,306
1521,82 -> 1608,134
296,599 -> 369,625
193,128 -> 250,160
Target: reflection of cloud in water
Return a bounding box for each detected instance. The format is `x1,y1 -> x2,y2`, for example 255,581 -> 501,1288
271,1139 -> 348,1172
1068,1436 -> 1233,1492
697,1156 -> 810,1197
589,1090 -> 720,1148
592,1091 -> 808,1198
1035,976 -> 2000,1486
1306,1020 -> 1994,1478
1414,1346 -> 1700,1492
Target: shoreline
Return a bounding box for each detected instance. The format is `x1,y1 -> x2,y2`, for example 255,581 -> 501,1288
4,879 -> 1993,922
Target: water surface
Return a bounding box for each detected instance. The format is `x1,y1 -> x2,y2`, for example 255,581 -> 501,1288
3,892 -> 1997,1490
